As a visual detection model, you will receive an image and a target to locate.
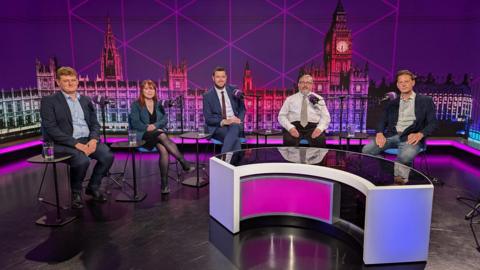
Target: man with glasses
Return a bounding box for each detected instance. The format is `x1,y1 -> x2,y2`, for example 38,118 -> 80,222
278,74 -> 331,147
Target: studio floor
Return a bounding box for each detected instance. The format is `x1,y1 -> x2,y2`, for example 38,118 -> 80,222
0,146 -> 479,270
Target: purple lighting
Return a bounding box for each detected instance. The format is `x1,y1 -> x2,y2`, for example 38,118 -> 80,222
0,140 -> 43,155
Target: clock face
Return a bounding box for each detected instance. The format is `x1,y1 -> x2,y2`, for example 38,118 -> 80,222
336,41 -> 349,53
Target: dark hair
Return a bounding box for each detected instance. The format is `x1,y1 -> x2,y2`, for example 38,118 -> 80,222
298,73 -> 313,83
396,70 -> 416,81
212,66 -> 227,76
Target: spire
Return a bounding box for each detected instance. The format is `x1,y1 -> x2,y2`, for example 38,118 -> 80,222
335,0 -> 345,13
243,61 -> 253,91
101,16 -> 123,81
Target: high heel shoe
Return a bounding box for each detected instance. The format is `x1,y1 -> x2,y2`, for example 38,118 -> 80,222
179,159 -> 195,173
161,177 -> 170,194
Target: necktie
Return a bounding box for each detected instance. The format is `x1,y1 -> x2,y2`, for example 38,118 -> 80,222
300,94 -> 308,127
221,91 -> 227,119
299,148 -> 307,164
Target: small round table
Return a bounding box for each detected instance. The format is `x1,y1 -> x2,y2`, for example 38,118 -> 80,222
179,132 -> 211,187
110,140 -> 147,202
253,129 -> 282,147
28,153 -> 76,227
338,132 -> 369,151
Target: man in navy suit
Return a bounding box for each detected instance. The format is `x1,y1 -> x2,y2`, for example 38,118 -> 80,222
362,70 -> 437,167
203,67 -> 246,153
40,66 -> 114,208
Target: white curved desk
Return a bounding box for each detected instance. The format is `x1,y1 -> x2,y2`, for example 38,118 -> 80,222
209,147 -> 434,265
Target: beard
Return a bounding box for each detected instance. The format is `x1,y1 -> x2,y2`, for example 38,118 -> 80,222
214,82 -> 226,89
300,89 -> 310,95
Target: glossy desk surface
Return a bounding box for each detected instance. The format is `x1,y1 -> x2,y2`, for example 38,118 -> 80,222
214,147 -> 431,186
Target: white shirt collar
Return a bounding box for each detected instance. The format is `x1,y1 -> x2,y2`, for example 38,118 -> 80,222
215,86 -> 226,93
401,91 -> 416,101
61,91 -> 80,101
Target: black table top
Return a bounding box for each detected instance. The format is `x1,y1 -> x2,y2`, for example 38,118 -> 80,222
214,147 -> 432,186
180,132 -> 211,139
338,132 -> 369,139
110,140 -> 145,149
27,153 -> 72,163
253,129 -> 283,135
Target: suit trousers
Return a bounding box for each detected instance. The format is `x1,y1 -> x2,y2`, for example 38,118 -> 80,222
283,122 -> 326,148
212,124 -> 242,153
54,138 -> 114,193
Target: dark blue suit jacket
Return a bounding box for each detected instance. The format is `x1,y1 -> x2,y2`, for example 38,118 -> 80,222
129,100 -> 167,140
377,93 -> 437,143
40,91 -> 101,147
203,85 -> 246,134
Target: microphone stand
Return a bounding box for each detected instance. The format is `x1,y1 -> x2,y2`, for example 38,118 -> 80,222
339,96 -> 346,135
100,102 -> 107,144
97,101 -> 124,189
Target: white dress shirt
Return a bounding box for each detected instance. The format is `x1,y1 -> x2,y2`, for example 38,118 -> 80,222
215,86 -> 234,118
278,91 -> 331,131
396,92 -> 416,133
62,91 -> 90,139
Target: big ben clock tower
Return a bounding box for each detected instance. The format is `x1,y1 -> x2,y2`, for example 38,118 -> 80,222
324,0 -> 352,88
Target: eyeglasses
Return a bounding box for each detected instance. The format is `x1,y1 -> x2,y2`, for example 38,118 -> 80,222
298,81 -> 313,85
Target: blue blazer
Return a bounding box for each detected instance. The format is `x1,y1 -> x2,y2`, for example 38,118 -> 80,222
203,85 -> 246,134
129,100 -> 167,140
377,93 -> 437,143
40,91 -> 100,147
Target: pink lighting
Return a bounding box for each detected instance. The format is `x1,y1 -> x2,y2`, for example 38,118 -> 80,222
241,177 -> 333,223
1,138 -> 480,157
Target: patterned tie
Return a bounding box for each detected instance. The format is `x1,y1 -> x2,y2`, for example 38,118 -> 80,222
221,91 -> 227,119
300,94 -> 308,127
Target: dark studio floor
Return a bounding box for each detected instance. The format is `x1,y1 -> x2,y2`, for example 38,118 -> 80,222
0,145 -> 480,270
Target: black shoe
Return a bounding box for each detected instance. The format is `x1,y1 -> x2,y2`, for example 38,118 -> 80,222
184,166 -> 196,173
161,186 -> 170,194
71,192 -> 84,209
85,188 -> 108,202
180,159 -> 195,172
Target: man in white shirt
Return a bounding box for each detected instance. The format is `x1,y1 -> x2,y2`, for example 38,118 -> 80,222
278,74 -> 331,147
362,70 -> 437,167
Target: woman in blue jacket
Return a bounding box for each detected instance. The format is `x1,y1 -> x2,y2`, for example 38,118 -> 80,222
130,80 -> 193,194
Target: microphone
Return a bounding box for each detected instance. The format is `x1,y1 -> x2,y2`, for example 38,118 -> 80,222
380,92 -> 398,102
308,94 -> 320,105
160,96 -> 183,108
92,95 -> 113,105
233,89 -> 245,99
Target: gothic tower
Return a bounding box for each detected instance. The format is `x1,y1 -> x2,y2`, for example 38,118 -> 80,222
324,0 -> 352,88
167,61 -> 188,91
36,57 -> 57,92
243,61 -> 253,92
101,17 -> 123,81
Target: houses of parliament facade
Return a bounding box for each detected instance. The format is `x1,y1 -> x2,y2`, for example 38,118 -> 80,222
0,2 -> 472,141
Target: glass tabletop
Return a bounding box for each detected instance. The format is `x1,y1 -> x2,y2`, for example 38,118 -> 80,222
110,140 -> 145,148
180,132 -> 211,139
253,129 -> 283,136
214,147 -> 431,186
338,132 -> 369,139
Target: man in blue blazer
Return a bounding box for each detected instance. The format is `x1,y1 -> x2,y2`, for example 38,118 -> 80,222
40,66 -> 114,208
362,70 -> 437,167
203,67 -> 246,153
